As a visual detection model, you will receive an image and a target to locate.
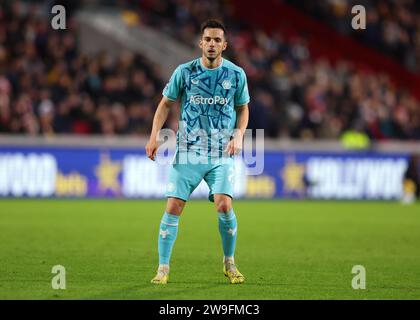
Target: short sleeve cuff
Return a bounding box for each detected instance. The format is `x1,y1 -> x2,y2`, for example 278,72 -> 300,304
235,99 -> 250,107
163,93 -> 178,101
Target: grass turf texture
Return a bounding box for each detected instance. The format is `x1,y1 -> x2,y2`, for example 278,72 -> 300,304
0,199 -> 419,300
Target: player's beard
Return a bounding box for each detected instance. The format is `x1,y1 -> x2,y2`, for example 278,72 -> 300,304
206,51 -> 219,62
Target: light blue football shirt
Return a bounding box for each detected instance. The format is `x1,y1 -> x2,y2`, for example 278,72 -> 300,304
163,58 -> 250,157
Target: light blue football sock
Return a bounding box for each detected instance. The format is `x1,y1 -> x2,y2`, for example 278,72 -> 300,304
218,209 -> 237,259
158,212 -> 180,265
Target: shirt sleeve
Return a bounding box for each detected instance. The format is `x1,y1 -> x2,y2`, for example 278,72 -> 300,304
162,66 -> 183,101
234,69 -> 250,107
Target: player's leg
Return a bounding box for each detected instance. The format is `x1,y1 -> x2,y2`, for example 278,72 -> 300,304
151,159 -> 203,284
151,197 -> 186,284
213,194 -> 236,259
213,194 -> 244,284
204,159 -> 245,284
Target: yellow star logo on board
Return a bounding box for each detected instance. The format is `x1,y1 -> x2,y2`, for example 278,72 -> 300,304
281,156 -> 305,194
95,153 -> 121,194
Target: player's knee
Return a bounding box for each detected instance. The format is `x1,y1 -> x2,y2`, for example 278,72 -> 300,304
216,199 -> 232,213
166,198 -> 185,215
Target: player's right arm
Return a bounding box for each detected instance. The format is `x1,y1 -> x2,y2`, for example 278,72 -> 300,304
146,96 -> 176,161
146,65 -> 183,161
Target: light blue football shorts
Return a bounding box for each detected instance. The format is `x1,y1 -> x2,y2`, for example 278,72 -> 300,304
165,152 -> 235,202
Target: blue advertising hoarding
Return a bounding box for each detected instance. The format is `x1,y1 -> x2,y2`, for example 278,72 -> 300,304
0,146 -> 409,200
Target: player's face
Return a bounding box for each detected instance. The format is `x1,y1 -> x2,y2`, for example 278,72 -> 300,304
199,28 -> 227,61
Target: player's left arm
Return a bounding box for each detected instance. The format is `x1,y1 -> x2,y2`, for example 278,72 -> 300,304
226,68 -> 250,156
226,104 -> 249,156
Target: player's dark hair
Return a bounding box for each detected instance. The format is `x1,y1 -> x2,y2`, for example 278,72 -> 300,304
201,19 -> 227,37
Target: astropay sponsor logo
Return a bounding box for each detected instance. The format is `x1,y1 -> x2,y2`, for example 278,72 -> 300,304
189,95 -> 230,105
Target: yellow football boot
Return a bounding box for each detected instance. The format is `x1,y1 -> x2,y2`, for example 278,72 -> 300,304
223,259 -> 245,284
151,265 -> 169,284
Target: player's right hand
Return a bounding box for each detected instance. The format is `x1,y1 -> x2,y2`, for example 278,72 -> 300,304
145,139 -> 159,161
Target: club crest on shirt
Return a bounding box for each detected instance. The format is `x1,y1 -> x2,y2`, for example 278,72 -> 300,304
222,79 -> 232,90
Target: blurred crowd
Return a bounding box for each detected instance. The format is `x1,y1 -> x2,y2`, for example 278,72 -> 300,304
0,1 -> 164,136
137,0 -> 420,140
1,0 -> 420,140
287,0 -> 420,74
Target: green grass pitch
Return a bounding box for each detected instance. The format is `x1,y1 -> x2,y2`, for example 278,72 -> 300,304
0,199 -> 419,300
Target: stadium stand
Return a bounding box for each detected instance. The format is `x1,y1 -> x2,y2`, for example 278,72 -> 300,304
285,0 -> 420,74
0,0 -> 419,141
0,1 -> 164,136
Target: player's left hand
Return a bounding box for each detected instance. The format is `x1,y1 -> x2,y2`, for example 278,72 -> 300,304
225,136 -> 243,156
